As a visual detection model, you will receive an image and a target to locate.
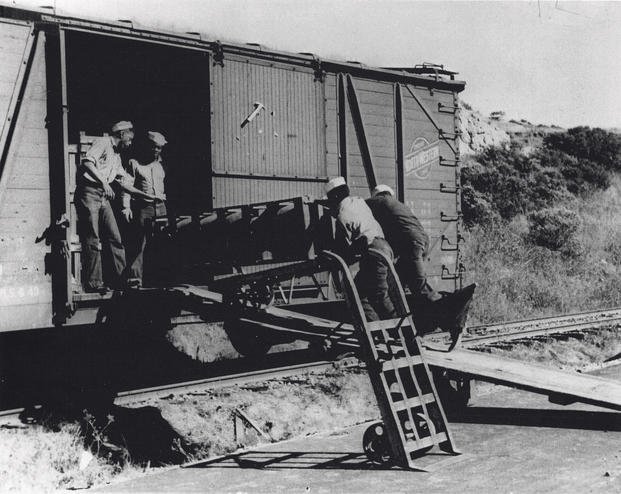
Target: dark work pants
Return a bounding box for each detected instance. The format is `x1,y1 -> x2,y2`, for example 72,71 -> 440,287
128,202 -> 167,284
75,183 -> 126,290
355,238 -> 397,322
395,240 -> 441,306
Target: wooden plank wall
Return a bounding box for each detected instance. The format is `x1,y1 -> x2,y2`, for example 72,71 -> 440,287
0,31 -> 53,331
0,20 -> 32,144
402,86 -> 461,291
325,74 -> 462,292
210,56 -> 327,207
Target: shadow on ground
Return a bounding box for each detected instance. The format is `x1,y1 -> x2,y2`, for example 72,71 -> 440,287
451,406 -> 621,432
187,450 -> 399,471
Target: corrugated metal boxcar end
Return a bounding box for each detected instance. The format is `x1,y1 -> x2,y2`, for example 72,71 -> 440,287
0,5 -> 466,333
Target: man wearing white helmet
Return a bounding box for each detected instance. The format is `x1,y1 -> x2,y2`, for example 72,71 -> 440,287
325,177 -> 396,321
367,184 -> 476,343
367,184 -> 439,305
76,121 -> 159,292
122,131 -> 169,287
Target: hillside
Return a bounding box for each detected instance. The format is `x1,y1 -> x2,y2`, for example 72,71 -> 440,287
458,108 -> 621,323
459,104 -> 565,157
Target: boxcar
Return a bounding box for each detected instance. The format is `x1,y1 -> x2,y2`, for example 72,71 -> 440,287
0,6 -> 466,333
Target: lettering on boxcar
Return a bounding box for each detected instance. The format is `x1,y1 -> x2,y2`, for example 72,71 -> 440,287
404,137 -> 440,179
406,200 -> 434,218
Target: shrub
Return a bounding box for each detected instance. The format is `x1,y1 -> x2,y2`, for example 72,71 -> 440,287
461,144 -> 570,225
543,126 -> 621,172
460,185 -> 499,227
527,207 -> 580,251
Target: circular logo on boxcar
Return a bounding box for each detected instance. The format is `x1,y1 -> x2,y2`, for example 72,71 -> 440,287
404,137 -> 440,179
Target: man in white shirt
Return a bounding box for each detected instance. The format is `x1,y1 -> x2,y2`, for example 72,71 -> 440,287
325,177 -> 396,321
76,121 -> 157,292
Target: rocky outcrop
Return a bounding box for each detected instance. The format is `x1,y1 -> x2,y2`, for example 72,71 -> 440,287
458,104 -> 565,157
458,106 -> 510,157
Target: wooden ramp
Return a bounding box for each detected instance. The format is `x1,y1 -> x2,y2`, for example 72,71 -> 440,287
423,348 -> 621,412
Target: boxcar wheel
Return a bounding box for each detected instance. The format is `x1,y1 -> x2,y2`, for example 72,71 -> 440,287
223,319 -> 272,358
362,422 -> 393,466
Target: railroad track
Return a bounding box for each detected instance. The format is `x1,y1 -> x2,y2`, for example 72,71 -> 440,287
462,307 -> 621,347
1,307 -> 619,422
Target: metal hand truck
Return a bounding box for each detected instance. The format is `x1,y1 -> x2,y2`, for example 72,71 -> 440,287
323,249 -> 459,468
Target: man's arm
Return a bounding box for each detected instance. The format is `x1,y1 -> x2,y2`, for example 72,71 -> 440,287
117,180 -> 157,201
114,160 -> 157,201
81,138 -> 115,198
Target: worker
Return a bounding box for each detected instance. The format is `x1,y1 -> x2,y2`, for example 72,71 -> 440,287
366,184 -> 476,346
366,184 -> 441,306
122,131 -> 168,287
75,121 -> 158,292
325,177 -> 396,322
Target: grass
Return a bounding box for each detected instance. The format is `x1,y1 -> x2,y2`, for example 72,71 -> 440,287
0,422 -> 142,492
0,366 -> 378,492
154,366 -> 377,460
461,175 -> 621,324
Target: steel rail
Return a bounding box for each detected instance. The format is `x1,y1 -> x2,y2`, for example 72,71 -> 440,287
463,318 -> 621,348
115,358 -> 358,405
466,307 -> 621,336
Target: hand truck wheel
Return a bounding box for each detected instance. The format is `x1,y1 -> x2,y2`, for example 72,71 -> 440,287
362,421 -> 393,466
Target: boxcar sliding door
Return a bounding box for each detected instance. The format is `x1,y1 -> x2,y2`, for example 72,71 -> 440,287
0,21 -> 55,331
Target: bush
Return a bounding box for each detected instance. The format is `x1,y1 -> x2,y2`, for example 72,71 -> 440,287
460,144 -> 570,225
527,207 -> 580,251
461,129 -> 617,228
460,185 -> 499,227
543,126 -> 621,172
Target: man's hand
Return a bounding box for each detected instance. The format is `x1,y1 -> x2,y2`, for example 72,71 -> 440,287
121,208 -> 132,222
103,182 -> 115,199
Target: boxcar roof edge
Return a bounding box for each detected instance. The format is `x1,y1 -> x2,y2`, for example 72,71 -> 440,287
0,4 -> 465,92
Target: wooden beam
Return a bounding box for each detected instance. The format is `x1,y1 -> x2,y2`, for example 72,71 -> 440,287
346,74 -> 377,191
394,83 -> 404,201
337,73 -> 347,180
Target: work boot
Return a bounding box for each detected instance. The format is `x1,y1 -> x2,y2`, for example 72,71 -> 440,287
439,283 -> 477,350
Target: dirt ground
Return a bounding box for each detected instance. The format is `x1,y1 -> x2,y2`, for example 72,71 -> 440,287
1,327 -> 619,492
95,363 -> 621,493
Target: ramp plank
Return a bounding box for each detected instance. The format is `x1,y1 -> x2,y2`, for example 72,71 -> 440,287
423,348 -> 621,411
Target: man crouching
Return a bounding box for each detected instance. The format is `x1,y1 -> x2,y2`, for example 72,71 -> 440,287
325,177 -> 396,322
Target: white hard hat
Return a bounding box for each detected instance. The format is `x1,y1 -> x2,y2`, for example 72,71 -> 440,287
372,184 -> 395,197
147,131 -> 167,146
111,120 -> 133,133
326,176 -> 346,194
